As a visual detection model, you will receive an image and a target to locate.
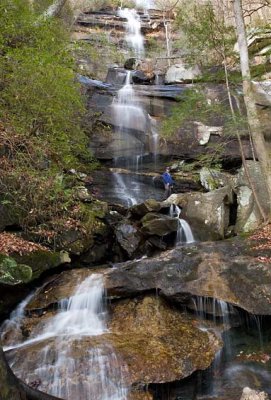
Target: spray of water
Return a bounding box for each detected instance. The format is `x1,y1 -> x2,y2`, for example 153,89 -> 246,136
118,8 -> 145,57
4,274 -> 128,400
169,204 -> 195,244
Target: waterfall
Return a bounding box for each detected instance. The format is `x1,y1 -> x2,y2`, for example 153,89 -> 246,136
118,8 -> 144,57
149,114 -> 159,166
177,219 -> 195,244
112,71 -> 146,137
1,292 -> 34,346
4,274 -> 128,400
169,204 -> 195,244
191,296 -> 235,395
111,70 -> 148,204
112,172 -> 138,207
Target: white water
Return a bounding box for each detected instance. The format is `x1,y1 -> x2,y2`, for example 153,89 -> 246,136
111,71 -> 148,204
118,8 -> 144,56
177,219 -> 195,244
112,71 -> 146,134
169,204 -> 195,244
4,274 -> 128,400
149,114 -> 159,165
1,292 -> 34,347
112,172 -> 138,206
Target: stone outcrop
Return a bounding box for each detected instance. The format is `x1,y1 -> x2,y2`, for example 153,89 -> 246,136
141,213 -> 179,236
6,295 -> 221,390
24,233 -> 271,316
198,161 -> 270,234
165,62 -> 202,83
0,249 -> 70,317
105,239 -> 271,315
86,79 -> 253,163
234,161 -> 270,233
167,186 -> 233,240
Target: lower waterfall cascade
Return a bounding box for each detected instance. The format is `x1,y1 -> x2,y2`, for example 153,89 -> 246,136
2,274 -> 128,400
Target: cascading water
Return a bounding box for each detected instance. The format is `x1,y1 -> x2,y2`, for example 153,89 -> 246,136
169,204 -> 195,244
111,172 -> 138,206
3,274 -> 128,400
118,8 -> 144,57
149,114 -> 159,166
1,292 -> 34,347
112,71 -> 146,139
111,69 -> 149,205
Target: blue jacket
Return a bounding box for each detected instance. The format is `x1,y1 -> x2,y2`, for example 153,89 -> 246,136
162,172 -> 174,185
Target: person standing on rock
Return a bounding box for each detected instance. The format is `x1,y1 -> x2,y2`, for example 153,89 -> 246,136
162,167 -> 174,199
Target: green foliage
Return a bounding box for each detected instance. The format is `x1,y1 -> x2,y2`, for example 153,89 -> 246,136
160,87 -> 247,168
87,0 -> 134,10
0,0 -> 94,168
0,0 -> 98,230
0,256 -> 32,285
73,30 -> 125,78
161,89 -> 214,138
175,1 -> 235,67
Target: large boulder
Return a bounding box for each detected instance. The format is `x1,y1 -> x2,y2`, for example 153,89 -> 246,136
168,186 -> 233,240
252,80 -> 271,108
234,161 -> 270,233
165,62 -> 202,84
5,294 -> 221,392
104,237 -> 271,316
24,233 -> 271,316
129,198 -> 166,217
115,222 -> 141,257
199,167 -> 233,191
141,213 -> 179,236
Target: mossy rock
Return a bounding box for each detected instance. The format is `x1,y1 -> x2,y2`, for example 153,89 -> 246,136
0,255 -> 32,285
79,200 -> 108,223
12,250 -> 70,280
64,202 -> 109,251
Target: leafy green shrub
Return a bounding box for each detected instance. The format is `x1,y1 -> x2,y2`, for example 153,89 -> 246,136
0,0 -> 98,230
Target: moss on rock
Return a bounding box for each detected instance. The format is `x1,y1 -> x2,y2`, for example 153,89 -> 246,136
0,255 -> 32,285
12,250 -> 70,280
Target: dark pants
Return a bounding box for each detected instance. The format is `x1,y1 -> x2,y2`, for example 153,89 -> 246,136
164,183 -> 172,199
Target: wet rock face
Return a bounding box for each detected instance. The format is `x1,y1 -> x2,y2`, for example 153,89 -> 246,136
108,296 -> 222,384
86,81 -> 253,163
6,295 -> 221,391
24,233 -> 271,317
168,186 -> 233,240
104,238 -> 271,316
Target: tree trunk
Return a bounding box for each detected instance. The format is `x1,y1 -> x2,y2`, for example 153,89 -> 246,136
43,0 -> 68,18
232,0 -> 271,218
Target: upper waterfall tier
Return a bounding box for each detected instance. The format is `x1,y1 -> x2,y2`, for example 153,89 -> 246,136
118,8 -> 145,56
